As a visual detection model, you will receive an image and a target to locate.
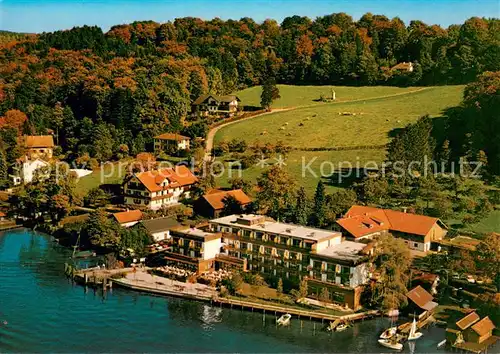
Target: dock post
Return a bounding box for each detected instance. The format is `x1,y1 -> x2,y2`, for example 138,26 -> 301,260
313,322 -> 316,335
263,310 -> 266,324
84,273 -> 88,284
109,280 -> 112,289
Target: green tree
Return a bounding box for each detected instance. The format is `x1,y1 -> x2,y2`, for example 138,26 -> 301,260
311,181 -> 326,227
294,186 -> 309,225
260,77 -> 280,109
277,277 -> 284,294
222,195 -> 243,216
319,287 -> 330,302
83,210 -> 121,249
228,177 -> 252,194
0,148 -> 9,189
84,187 -> 111,207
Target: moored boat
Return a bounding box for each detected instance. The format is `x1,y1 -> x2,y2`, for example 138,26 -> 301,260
378,338 -> 403,351
277,313 -> 291,326
380,326 -> 397,339
408,318 -> 423,340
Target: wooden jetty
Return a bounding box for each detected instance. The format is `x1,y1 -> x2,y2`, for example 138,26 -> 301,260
68,266 -> 381,324
398,315 -> 436,334
213,297 -> 380,323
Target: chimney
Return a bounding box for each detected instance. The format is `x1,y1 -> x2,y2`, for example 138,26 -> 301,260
403,207 -> 407,213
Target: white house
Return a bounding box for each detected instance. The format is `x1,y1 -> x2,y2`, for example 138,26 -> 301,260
112,210 -> 143,228
11,158 -> 50,185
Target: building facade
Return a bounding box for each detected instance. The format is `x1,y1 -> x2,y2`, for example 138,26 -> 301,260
337,205 -> 448,252
191,94 -> 240,117
195,189 -> 252,218
154,133 -> 190,153
209,214 -> 372,309
123,166 -> 197,210
12,158 -> 50,185
20,135 -> 55,160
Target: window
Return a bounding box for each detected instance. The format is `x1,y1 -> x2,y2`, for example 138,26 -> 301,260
414,243 -> 418,248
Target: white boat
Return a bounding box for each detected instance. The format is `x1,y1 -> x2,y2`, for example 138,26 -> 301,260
336,323 -> 348,332
380,326 -> 397,339
378,338 -> 403,351
277,313 -> 291,326
408,318 -> 423,340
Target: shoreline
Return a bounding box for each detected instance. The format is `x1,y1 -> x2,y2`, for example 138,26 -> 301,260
72,266 -> 380,324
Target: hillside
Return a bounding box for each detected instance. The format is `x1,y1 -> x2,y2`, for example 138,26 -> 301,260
214,84 -> 464,194
216,85 -> 464,149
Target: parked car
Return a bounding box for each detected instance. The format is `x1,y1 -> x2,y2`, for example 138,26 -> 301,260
466,275 -> 476,284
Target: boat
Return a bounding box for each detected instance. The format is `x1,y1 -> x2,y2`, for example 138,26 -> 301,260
336,323 -> 349,332
277,314 -> 291,326
407,318 -> 423,340
380,326 -> 397,339
73,250 -> 96,259
378,338 -> 403,351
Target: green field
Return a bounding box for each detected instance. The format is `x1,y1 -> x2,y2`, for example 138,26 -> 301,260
214,85 -> 464,193
217,149 -> 387,194
77,161 -> 129,194
237,85 -> 426,109
217,85 -> 464,149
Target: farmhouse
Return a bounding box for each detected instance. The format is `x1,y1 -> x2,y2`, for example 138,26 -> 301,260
192,94 -> 240,117
337,205 -> 447,252
20,135 -> 55,160
112,209 -> 143,228
391,62 -> 414,72
154,133 -> 190,153
123,166 -> 197,210
195,189 -> 252,218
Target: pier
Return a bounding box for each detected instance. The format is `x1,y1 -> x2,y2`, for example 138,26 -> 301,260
68,267 -> 380,324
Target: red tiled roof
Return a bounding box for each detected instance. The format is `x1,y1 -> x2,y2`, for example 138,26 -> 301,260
203,189 -> 252,211
338,205 -> 445,238
134,166 -> 197,192
471,316 -> 495,336
391,62 -> 413,71
456,312 -> 480,330
113,210 -> 143,224
22,135 -> 55,148
337,209 -> 389,238
406,285 -> 434,309
0,211 -> 6,217
384,209 -> 439,236
155,133 -> 190,141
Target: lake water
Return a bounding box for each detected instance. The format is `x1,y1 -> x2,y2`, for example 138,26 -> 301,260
0,229 -> 491,353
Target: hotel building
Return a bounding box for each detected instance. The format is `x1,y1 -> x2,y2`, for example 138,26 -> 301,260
209,214 -> 372,309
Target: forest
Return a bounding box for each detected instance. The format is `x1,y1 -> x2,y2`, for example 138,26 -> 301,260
0,14 -> 499,173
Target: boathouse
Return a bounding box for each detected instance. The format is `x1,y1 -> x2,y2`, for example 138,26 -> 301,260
406,285 -> 438,319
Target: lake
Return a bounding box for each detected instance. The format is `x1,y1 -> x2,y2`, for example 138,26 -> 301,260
0,228 -> 484,353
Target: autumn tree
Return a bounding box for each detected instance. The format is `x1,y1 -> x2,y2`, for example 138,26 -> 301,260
0,109 -> 28,135
372,233 -> 412,311
475,233 -> 500,290
257,165 -> 297,220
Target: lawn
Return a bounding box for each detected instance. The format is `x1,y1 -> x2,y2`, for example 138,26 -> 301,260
77,161 -> 130,194
216,149 -> 387,195
217,85 -> 464,149
237,84 -> 426,109
463,210 -> 500,234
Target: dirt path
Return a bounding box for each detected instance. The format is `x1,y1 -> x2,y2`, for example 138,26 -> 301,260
204,108 -> 291,160
204,87 -> 431,161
